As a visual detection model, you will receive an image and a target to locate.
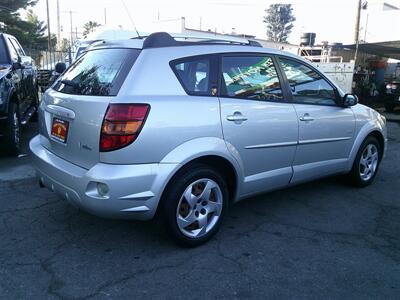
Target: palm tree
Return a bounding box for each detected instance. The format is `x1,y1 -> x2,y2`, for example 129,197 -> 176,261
83,21 -> 101,38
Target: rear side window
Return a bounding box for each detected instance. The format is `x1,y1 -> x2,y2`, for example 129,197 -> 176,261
278,57 -> 337,105
53,48 -> 140,96
172,57 -> 212,96
221,56 -> 283,101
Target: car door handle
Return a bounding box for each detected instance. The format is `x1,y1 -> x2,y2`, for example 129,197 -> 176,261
227,112 -> 248,122
299,113 -> 314,122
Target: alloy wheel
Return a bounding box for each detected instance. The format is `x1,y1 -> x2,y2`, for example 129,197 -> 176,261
359,144 -> 378,181
13,112 -> 20,146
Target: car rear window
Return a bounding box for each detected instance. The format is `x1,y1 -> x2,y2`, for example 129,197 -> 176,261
53,48 -> 140,96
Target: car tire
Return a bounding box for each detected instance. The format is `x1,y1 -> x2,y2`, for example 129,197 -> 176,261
30,87 -> 40,122
4,102 -> 21,156
160,164 -> 229,247
347,136 -> 381,187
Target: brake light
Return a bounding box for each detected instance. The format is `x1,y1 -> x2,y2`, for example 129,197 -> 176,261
100,104 -> 150,152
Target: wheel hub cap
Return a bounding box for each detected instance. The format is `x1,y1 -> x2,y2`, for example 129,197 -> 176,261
176,178 -> 223,238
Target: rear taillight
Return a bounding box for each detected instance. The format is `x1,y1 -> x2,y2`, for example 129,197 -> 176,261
100,103 -> 150,152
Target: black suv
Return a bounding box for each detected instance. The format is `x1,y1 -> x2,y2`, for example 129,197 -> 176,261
0,33 -> 38,154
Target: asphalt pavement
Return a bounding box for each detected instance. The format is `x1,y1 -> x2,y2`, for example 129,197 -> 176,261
0,122 -> 399,299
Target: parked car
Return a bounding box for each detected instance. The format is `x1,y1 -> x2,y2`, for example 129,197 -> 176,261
384,80 -> 400,112
30,32 -> 387,246
0,33 -> 38,154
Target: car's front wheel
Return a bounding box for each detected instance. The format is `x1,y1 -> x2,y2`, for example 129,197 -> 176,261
348,136 -> 381,187
160,165 -> 228,247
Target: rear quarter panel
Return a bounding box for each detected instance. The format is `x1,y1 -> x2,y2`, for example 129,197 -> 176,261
99,94 -> 224,165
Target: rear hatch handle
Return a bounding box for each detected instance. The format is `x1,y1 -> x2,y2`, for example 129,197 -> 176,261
45,104 -> 76,120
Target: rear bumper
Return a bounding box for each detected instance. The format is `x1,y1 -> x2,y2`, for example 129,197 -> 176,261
29,134 -> 178,220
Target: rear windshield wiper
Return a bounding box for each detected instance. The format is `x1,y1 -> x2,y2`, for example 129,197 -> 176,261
60,79 -> 79,88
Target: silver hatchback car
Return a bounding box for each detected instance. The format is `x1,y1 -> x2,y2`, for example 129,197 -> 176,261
30,32 -> 387,246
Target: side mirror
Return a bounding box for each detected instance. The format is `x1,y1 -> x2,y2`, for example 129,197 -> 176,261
20,56 -> 32,67
55,62 -> 67,74
343,94 -> 358,107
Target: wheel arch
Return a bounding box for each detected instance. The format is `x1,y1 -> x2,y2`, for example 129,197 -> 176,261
3,86 -> 18,113
156,153 -> 241,218
348,124 -> 386,170
368,130 -> 385,160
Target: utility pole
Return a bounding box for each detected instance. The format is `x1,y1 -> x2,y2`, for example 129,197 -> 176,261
69,11 -> 73,47
63,10 -> 77,48
364,13 -> 369,42
362,1 -> 369,43
354,0 -> 362,43
56,0 -> 61,49
46,0 -> 52,50
104,8 -> 107,25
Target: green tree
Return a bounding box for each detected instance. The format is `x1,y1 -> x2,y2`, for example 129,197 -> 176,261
0,0 -> 37,42
24,9 -> 48,48
0,0 -> 37,11
263,4 -> 296,43
82,21 -> 101,38
0,0 -> 55,49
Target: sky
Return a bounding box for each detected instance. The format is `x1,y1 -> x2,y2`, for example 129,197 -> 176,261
30,0 -> 400,45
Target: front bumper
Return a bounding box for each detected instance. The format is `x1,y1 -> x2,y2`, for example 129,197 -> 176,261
29,135 -> 178,220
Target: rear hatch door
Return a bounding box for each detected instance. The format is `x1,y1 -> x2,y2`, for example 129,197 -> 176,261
38,47 -> 140,169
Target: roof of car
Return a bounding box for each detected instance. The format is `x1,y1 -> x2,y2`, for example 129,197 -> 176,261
87,32 -> 301,60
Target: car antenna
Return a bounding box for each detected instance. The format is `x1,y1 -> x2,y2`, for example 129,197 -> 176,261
120,0 -> 141,38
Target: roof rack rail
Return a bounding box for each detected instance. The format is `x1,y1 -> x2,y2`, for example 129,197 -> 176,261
139,32 -> 262,49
